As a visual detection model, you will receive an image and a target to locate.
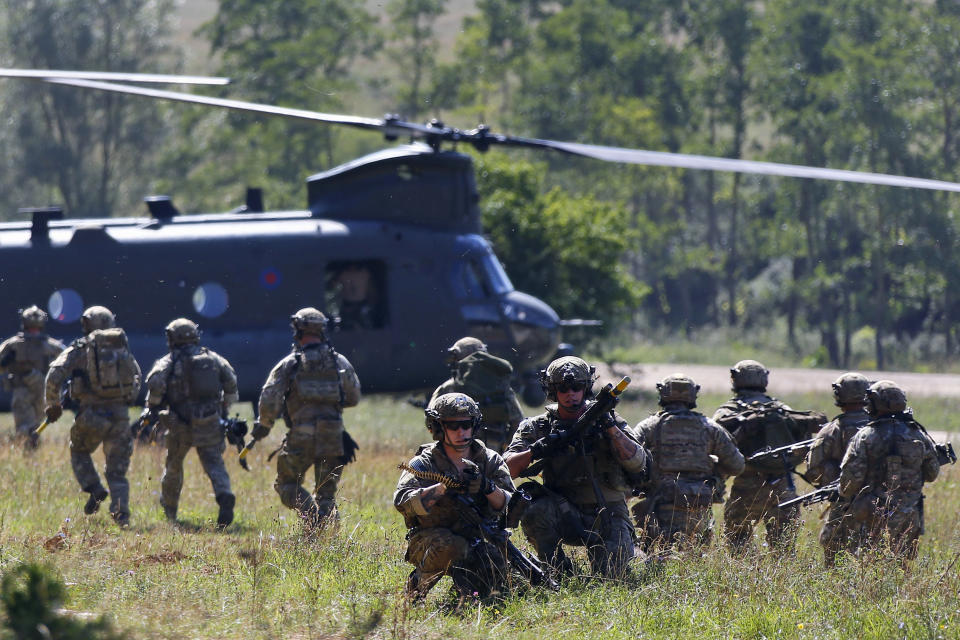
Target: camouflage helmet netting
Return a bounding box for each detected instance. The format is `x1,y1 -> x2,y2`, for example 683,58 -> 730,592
20,305 -> 48,330
424,392 -> 482,440
866,380 -> 907,415
165,318 -> 200,347
290,307 -> 328,338
657,373 -> 699,407
80,306 -> 115,333
832,372 -> 870,406
731,359 -> 769,390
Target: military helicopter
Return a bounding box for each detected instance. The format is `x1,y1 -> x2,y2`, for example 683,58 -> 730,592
2,69 -> 960,409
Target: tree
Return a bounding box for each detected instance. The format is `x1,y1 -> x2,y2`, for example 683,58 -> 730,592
386,0 -> 447,120
0,0 -> 177,218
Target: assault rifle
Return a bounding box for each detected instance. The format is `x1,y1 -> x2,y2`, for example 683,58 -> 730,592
779,480 -> 839,509
131,408 -> 160,443
398,462 -> 559,592
221,415 -> 250,471
745,437 -> 817,494
530,377 -> 632,460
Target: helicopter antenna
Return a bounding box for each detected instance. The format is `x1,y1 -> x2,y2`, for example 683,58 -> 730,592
21,74 -> 960,194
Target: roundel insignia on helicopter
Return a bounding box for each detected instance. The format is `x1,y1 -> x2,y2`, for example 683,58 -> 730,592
260,268 -> 282,290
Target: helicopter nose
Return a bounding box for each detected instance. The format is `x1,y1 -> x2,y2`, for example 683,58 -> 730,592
501,290 -> 560,366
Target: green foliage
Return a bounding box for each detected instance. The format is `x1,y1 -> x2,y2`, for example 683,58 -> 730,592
385,0 -> 448,120
0,0 -> 178,218
1,563 -> 127,640
476,152 -> 648,326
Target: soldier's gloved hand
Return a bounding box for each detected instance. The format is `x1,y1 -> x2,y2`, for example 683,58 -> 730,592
461,458 -> 495,495
250,421 -> 270,441
528,433 -> 564,461
45,405 -> 62,423
597,411 -> 618,434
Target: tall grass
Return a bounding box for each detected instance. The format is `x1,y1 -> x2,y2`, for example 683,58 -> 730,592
0,395 -> 957,639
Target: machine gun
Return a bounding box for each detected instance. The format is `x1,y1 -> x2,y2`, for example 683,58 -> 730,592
221,415 -> 250,471
398,462 -> 559,591
745,437 -> 817,494
779,480 -> 839,509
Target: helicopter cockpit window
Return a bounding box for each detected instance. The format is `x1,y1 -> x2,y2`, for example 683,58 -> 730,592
480,252 -> 514,295
192,282 -> 229,318
48,289 -> 84,323
325,260 -> 387,330
456,260 -> 490,299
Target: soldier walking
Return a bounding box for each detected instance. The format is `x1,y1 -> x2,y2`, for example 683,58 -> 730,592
249,308 -> 361,528
839,381 -> 940,562
634,374 -> 744,550
0,306 -> 64,448
504,356 -> 646,579
395,393 -> 515,601
713,360 -> 825,552
430,337 -> 524,454
43,306 -> 141,527
142,318 -> 239,528
804,373 -> 872,566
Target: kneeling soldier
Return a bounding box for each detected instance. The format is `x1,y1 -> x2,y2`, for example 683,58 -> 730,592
395,393 -> 515,601
143,318 -> 239,528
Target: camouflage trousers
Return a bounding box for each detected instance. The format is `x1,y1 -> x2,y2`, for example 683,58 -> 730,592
404,527 -> 507,599
161,424 -> 231,513
818,499 -> 862,566
634,501 -> 714,551
521,493 -> 634,578
10,385 -> 43,447
274,421 -> 345,523
857,493 -> 923,561
723,474 -> 800,552
69,404 -> 133,517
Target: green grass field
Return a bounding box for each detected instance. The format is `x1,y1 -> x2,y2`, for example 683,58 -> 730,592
0,394 -> 957,639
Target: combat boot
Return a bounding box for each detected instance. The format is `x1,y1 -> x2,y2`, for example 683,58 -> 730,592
111,510 -> 130,529
216,493 -> 235,529
83,485 -> 109,515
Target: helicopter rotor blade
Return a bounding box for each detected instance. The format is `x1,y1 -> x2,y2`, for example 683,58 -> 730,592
36,76 -> 960,193
0,68 -> 230,85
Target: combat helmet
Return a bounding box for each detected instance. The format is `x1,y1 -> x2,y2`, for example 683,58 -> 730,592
539,356 -> 596,401
730,359 -> 769,392
657,373 -> 699,408
20,305 -> 48,332
865,380 -> 907,417
425,393 -> 482,441
444,337 -> 487,364
80,306 -> 115,334
165,318 -> 200,349
290,307 -> 328,339
832,372 -> 870,407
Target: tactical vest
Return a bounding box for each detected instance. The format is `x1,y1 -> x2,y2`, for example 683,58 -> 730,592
454,351 -> 513,425
651,410 -> 714,477
182,348 -> 222,403
836,410 -> 871,450
82,328 -> 138,400
9,335 -> 50,375
538,412 -> 631,502
290,345 -> 342,408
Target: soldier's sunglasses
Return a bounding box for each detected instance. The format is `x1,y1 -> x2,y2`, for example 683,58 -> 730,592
441,420 -> 473,431
556,382 -> 586,393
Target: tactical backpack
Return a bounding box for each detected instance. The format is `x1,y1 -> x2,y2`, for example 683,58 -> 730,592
455,351 -> 513,424
292,345 -> 342,406
719,400 -> 821,474
651,411 -> 716,507
83,328 -> 138,400
183,348 -> 222,403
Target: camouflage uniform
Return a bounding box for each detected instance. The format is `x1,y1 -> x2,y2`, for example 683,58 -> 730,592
430,363 -> 524,455
145,325 -> 239,524
44,307 -> 141,524
0,308 -> 64,447
634,403 -> 744,549
257,340 -> 361,524
395,440 -> 515,599
839,382 -> 940,561
506,403 -> 646,578
713,360 -> 824,551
